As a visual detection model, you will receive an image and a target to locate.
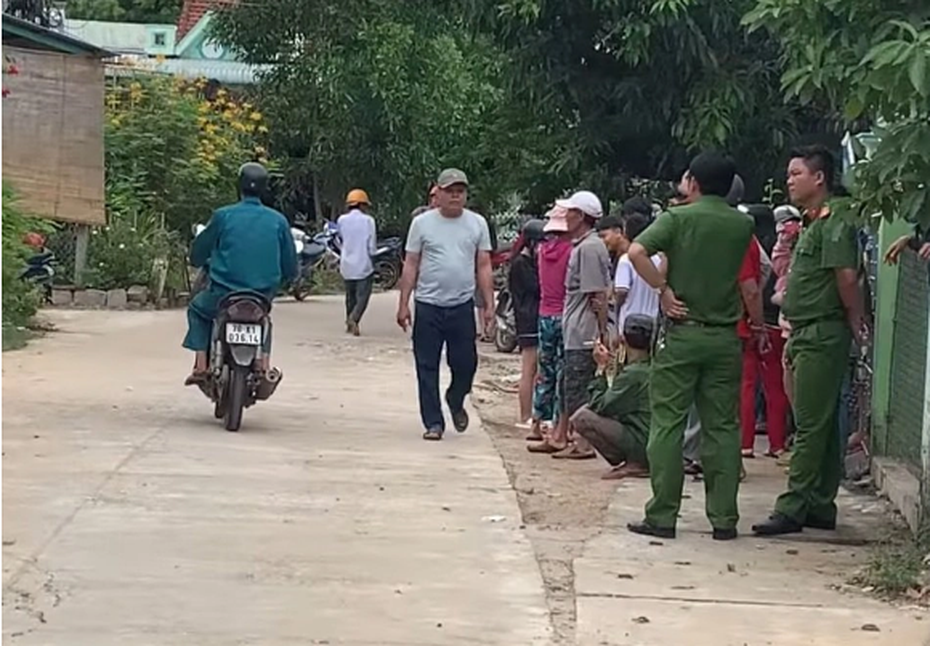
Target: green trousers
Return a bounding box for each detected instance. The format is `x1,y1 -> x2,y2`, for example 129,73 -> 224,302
645,324 -> 742,530
774,320 -> 850,524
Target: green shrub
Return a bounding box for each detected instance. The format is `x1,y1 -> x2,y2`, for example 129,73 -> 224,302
2,185 -> 50,329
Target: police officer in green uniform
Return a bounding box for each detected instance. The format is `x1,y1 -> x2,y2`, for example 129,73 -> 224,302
753,145 -> 866,536
624,152 -> 764,541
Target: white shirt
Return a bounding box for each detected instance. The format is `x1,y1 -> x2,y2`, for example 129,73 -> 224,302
337,209 -> 377,280
615,253 -> 662,333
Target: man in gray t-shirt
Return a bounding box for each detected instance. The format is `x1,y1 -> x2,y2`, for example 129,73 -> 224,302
548,190 -> 611,459
398,168 -> 494,441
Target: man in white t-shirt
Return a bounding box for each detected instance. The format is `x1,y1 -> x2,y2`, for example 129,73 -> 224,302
615,213 -> 662,331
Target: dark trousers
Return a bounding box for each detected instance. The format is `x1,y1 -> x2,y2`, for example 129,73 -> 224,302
413,300 -> 478,431
344,275 -> 374,324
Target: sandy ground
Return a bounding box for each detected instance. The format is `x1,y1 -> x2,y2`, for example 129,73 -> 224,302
3,291 -> 929,645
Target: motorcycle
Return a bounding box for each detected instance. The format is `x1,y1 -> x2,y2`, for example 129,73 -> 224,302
493,285 -> 518,354
372,236 -> 403,290
307,220 -> 404,292
289,225 -> 335,301
19,248 -> 56,303
196,291 -> 283,432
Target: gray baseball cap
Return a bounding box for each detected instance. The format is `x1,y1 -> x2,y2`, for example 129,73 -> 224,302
437,168 -> 469,189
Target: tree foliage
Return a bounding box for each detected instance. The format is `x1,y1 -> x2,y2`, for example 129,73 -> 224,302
213,1 -> 517,227
745,0 -> 930,227
464,0 -> 827,202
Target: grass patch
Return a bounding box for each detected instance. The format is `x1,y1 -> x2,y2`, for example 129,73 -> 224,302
2,324 -> 34,352
851,523 -> 930,602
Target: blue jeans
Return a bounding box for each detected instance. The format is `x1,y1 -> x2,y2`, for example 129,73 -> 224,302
412,300 -> 478,432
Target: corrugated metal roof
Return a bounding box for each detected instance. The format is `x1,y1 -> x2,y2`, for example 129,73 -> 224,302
107,58 -> 271,85
2,13 -> 112,57
62,19 -> 176,55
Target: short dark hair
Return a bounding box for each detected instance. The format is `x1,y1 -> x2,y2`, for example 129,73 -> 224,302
596,215 -> 624,232
688,152 -> 737,197
622,212 -> 652,241
621,196 -> 652,217
789,144 -> 836,192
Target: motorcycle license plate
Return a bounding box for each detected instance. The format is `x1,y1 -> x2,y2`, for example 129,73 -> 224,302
225,323 -> 262,346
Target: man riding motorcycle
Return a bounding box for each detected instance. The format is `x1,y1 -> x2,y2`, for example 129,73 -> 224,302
183,162 -> 298,385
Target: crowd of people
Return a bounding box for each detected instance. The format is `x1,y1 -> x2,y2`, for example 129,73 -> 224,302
181,153 -> 929,541
472,145 -> 922,541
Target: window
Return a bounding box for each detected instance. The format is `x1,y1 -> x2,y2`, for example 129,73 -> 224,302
153,32 -> 166,47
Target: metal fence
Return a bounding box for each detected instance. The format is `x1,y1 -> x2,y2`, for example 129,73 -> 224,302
885,253 -> 929,475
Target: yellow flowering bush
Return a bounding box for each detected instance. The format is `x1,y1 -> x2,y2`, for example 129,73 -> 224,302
90,75 -> 274,290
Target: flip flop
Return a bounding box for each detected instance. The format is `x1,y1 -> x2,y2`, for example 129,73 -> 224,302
422,428 -> 444,441
602,464 -> 649,480
527,439 -> 565,454
552,445 -> 596,460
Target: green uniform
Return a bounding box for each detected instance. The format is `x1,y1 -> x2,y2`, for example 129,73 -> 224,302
634,196 -> 752,531
776,210 -> 857,525
584,359 -> 651,466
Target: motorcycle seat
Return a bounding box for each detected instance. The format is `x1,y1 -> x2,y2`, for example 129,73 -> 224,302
301,241 -> 327,260
219,291 -> 272,314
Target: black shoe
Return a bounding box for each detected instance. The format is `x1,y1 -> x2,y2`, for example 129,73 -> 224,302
627,521 -> 676,539
450,408 -> 469,433
803,517 -> 837,531
752,513 -> 803,536
712,527 -> 738,541
423,427 -> 444,441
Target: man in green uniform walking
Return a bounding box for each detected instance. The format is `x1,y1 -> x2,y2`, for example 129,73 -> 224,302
753,145 -> 866,536
624,152 -> 765,541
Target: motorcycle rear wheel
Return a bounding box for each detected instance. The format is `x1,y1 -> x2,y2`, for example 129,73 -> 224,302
224,365 -> 249,432
495,326 -> 518,354
374,259 -> 400,291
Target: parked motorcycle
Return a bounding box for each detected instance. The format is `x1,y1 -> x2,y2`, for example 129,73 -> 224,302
19,249 -> 56,303
372,236 -> 403,290
289,225 -> 333,301
493,286 -> 518,354
195,291 -> 282,431
309,220 -> 404,291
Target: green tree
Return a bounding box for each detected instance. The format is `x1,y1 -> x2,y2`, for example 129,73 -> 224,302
745,0 -> 930,227
465,0 -> 826,202
212,0 -> 530,225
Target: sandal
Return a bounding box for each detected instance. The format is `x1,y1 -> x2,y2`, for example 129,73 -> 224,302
602,463 -> 649,480
525,431 -> 545,442
184,372 -> 209,387
527,439 -> 566,454
422,428 -> 444,441
552,444 -> 596,460
741,449 -> 755,458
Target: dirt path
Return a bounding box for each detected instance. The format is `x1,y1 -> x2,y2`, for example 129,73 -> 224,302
473,349 -> 930,646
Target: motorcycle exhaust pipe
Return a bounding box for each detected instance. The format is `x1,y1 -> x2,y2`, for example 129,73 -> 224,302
255,367 -> 283,401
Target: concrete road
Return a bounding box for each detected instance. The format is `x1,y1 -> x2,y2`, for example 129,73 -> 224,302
2,294 -> 550,645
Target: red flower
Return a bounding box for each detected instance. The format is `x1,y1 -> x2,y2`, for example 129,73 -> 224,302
2,88 -> 10,98
6,64 -> 19,75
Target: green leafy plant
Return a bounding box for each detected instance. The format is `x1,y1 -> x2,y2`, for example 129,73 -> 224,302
744,1 -> 930,227
2,185 -> 51,337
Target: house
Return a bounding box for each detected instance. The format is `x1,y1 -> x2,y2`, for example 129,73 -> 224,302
2,14 -> 110,226
61,0 -> 270,85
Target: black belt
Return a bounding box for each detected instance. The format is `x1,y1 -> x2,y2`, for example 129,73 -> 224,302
665,319 -> 735,329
